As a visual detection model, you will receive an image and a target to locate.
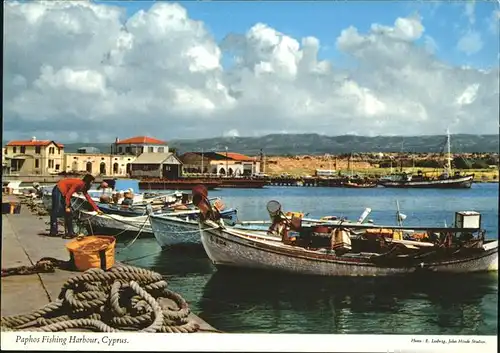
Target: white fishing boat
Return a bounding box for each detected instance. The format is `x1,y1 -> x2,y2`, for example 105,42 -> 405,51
41,179 -> 180,211
148,206 -> 239,248
78,200 -> 237,241
78,210 -> 153,236
193,190 -> 498,276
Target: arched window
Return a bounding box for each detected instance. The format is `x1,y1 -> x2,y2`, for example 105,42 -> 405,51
219,168 -> 226,175
86,162 -> 92,173
113,163 -> 119,174
100,162 -> 106,175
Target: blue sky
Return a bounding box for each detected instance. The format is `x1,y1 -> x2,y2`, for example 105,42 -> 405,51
95,0 -> 499,69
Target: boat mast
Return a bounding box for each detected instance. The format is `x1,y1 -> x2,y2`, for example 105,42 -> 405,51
396,200 -> 402,227
446,128 -> 452,176
201,148 -> 204,175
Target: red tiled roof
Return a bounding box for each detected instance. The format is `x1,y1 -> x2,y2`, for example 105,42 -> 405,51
217,152 -> 256,162
6,140 -> 64,148
116,136 -> 167,145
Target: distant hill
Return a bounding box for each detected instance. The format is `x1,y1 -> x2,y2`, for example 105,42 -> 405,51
3,134 -> 499,155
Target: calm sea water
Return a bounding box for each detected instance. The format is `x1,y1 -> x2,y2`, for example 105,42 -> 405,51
116,183 -> 498,334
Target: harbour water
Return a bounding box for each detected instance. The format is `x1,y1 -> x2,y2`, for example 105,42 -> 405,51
116,183 -> 498,335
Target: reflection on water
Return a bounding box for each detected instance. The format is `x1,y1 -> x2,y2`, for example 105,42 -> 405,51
115,184 -> 498,334
199,269 -> 498,334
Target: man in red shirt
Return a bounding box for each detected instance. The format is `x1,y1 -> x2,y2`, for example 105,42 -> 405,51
49,174 -> 105,238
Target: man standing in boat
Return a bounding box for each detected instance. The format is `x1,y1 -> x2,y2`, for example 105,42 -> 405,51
49,174 -> 105,238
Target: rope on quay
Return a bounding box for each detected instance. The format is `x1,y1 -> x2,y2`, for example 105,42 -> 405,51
1,257 -> 71,277
0,265 -> 200,333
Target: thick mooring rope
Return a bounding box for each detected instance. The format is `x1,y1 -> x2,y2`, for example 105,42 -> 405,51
0,265 -> 200,333
1,257 -> 70,277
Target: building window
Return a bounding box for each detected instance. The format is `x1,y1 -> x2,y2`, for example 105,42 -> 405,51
35,146 -> 41,154
125,147 -> 131,154
48,160 -> 54,168
74,157 -> 78,159
118,147 -> 123,153
20,146 -> 26,154
35,159 -> 40,168
55,164 -> 60,170
49,147 -> 55,154
13,147 -> 17,153
158,147 -> 164,153
58,148 -> 61,154
148,147 -> 154,153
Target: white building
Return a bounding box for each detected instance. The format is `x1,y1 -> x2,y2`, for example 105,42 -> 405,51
113,136 -> 169,156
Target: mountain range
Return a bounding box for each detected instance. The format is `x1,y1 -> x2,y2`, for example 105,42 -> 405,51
3,134 -> 499,155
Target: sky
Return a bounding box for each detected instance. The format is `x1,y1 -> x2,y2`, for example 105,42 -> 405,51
3,0 -> 500,143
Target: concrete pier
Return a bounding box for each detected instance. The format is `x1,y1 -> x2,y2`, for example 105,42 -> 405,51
1,201 -> 218,332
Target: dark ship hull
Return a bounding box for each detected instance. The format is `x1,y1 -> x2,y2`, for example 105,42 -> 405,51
378,174 -> 474,189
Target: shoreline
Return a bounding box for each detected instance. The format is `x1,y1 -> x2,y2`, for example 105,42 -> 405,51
2,175 -> 498,187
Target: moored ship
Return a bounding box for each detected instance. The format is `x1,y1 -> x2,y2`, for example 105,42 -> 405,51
378,131 -> 474,189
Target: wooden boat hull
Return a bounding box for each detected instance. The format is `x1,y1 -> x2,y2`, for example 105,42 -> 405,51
79,211 -> 154,237
344,183 -> 378,188
149,215 -> 201,248
379,175 -> 474,189
149,209 -> 238,248
199,221 -> 498,276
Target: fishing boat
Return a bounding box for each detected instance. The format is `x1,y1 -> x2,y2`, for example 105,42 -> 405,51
75,192 -> 221,237
78,209 -> 154,236
343,180 -> 378,188
193,188 -> 497,276
148,205 -> 238,247
41,179 -> 178,211
378,131 -> 474,189
78,204 -> 236,239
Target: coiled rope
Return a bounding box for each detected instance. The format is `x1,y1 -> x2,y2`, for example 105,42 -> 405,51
0,265 -> 200,333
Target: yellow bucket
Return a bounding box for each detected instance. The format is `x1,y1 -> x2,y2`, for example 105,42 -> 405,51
65,236 -> 116,272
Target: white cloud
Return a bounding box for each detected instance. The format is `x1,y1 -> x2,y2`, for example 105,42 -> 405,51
464,1 -> 476,25
424,35 -> 439,54
456,84 -> 480,105
3,1 -> 499,142
456,30 -> 484,55
223,129 -> 240,138
488,9 -> 500,34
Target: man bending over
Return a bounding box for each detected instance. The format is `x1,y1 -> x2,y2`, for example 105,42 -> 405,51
49,174 -> 105,238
